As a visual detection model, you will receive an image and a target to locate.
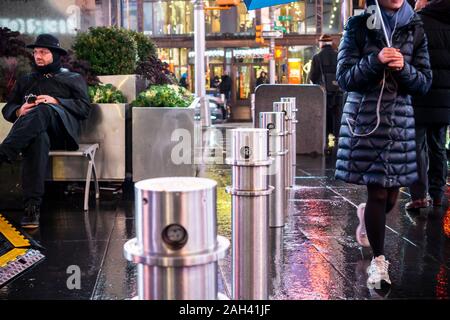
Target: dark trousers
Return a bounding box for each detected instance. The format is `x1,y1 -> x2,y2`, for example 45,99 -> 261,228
326,93 -> 343,139
0,105 -> 68,206
410,124 -> 448,201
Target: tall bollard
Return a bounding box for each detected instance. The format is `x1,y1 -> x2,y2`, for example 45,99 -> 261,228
124,177 -> 230,300
226,128 -> 273,300
273,101 -> 294,190
259,112 -> 287,227
281,97 -> 298,185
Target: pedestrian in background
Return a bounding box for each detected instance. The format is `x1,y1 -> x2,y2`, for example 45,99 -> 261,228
309,34 -> 343,149
406,0 -> 450,211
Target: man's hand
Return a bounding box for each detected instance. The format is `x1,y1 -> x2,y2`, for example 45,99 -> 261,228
16,102 -> 37,117
35,95 -> 59,105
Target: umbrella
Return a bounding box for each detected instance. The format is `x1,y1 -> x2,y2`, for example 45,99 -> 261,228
243,0 -> 297,10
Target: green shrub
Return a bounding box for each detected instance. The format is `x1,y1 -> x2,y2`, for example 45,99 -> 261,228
88,84 -> 127,103
131,84 -> 193,108
73,27 -> 138,75
126,30 -> 157,62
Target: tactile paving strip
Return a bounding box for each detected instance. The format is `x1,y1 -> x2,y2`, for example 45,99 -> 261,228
0,214 -> 45,287
0,249 -> 45,287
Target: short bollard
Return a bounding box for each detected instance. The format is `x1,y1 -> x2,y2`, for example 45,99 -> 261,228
281,97 -> 298,185
273,101 -> 295,190
226,128 -> 273,300
259,112 -> 287,227
124,177 -> 230,300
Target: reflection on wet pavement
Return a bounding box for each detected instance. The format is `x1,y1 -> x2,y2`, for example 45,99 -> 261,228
1,128 -> 449,300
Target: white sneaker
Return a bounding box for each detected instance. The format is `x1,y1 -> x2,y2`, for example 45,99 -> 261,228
367,255 -> 392,289
356,203 -> 370,248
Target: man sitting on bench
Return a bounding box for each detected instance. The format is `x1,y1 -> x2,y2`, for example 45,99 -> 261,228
0,34 -> 91,228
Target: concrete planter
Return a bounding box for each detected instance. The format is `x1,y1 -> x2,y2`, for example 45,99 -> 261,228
132,106 -> 196,182
98,74 -> 147,103
0,102 -> 22,209
0,103 -> 11,142
51,103 -> 130,181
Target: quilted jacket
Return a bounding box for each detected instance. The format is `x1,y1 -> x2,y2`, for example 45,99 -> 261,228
335,13 -> 432,188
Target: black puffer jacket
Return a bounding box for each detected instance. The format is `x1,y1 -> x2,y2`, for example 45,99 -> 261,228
335,13 -> 432,188
413,0 -> 450,125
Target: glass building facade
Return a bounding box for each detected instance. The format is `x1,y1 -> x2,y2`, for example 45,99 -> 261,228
118,0 -> 343,36
1,0 -> 364,112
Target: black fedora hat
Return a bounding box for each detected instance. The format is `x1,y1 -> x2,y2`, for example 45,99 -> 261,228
26,34 -> 67,55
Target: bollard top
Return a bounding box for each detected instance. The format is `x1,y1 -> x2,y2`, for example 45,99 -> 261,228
280,97 -> 299,115
135,177 -> 217,193
258,112 -> 286,136
273,101 -> 295,120
226,128 -> 271,165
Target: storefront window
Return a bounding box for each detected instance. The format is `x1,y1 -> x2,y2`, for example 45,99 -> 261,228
237,3 -> 255,34
286,46 -> 315,84
158,47 -> 189,80
121,0 -> 138,30
142,0 -> 194,35
277,1 -> 306,34
259,1 -> 316,35
205,1 -> 221,33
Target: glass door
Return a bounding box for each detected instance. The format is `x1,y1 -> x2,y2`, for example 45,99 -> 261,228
236,65 -> 251,104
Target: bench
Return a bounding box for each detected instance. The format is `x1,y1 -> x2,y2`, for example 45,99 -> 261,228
49,143 -> 100,211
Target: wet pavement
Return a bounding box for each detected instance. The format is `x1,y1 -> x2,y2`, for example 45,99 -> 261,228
1,126 -> 450,300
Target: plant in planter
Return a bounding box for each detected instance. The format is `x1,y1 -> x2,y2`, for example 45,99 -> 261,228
125,30 -> 157,63
131,84 -> 193,108
136,55 -> 178,86
61,50 -> 100,86
73,26 -> 138,76
0,28 -> 32,101
88,83 -> 127,104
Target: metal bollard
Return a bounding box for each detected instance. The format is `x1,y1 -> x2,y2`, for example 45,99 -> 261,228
281,97 -> 298,185
273,101 -> 295,190
268,227 -> 284,299
259,112 -> 287,227
226,128 -> 273,300
251,93 -> 256,127
124,177 -> 230,300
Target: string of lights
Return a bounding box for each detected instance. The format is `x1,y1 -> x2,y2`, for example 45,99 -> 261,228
329,0 -> 340,31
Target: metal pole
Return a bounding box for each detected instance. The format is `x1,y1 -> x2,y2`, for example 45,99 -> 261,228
251,93 -> 256,127
124,177 -> 229,300
226,128 -> 273,300
342,0 -> 353,30
268,227 -> 284,298
281,97 -> 298,185
269,7 -> 276,84
194,0 -> 211,127
259,112 -> 287,227
273,101 -> 294,192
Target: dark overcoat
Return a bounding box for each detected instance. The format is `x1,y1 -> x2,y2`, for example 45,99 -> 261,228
2,68 -> 91,150
335,13 -> 432,188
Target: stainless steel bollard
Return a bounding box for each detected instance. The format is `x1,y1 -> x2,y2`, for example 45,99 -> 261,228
251,93 -> 256,127
226,128 -> 273,300
268,227 -> 284,299
273,101 -> 295,189
259,112 -> 287,227
124,177 -> 230,300
281,97 -> 298,185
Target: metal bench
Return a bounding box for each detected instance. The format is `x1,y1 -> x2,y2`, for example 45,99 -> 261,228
49,143 -> 99,211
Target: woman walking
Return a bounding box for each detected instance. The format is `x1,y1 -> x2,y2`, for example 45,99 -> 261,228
335,0 -> 432,288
